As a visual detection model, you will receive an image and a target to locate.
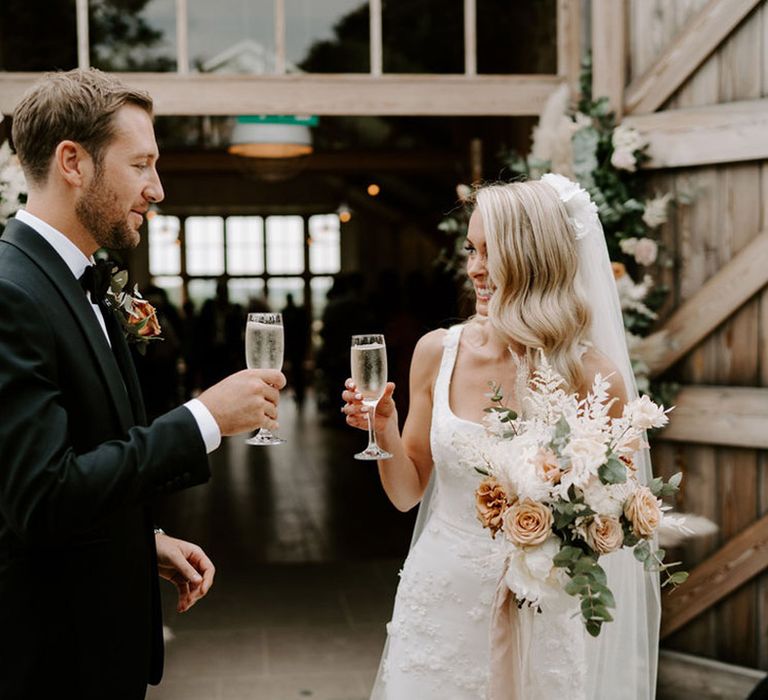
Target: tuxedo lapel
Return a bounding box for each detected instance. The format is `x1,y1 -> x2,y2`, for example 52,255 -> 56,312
0,220 -> 135,433
101,305 -> 147,426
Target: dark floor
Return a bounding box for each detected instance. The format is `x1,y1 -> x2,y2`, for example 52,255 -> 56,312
147,394 -> 414,700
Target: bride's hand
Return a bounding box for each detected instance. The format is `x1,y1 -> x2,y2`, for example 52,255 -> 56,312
341,379 -> 397,433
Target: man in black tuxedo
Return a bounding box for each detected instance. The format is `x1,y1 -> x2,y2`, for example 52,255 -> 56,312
0,69 -> 286,698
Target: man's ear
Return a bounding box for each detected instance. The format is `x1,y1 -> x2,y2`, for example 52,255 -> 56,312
54,140 -> 92,188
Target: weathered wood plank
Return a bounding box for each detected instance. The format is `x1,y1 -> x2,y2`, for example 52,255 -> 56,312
624,99 -> 768,169
656,386 -> 768,449
0,72 -> 563,117
661,512 -> 768,639
591,0 -> 626,116
557,0 -> 582,96
625,0 -> 763,114
634,231 -> 768,378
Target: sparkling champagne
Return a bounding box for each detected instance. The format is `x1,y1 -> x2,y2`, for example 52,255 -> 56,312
245,322 -> 284,370
351,343 -> 387,401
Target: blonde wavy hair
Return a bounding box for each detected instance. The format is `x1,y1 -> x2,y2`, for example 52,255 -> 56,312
473,180 -> 591,392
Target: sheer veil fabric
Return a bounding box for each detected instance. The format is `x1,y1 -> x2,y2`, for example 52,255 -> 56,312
371,174 -> 660,699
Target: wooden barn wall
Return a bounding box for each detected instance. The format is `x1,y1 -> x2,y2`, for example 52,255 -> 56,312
629,0 -> 768,669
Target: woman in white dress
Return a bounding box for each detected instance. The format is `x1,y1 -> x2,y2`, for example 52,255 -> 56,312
342,176 -> 660,699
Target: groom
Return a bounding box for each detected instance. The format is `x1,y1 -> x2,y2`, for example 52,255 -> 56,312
0,69 -> 285,699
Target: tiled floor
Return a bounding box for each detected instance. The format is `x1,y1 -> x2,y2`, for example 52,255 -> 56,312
147,395 -> 413,700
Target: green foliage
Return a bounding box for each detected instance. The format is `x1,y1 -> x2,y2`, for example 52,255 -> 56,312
598,454 -> 628,485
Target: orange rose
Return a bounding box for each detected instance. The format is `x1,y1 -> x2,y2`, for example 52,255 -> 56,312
624,486 -> 661,538
611,262 -> 627,280
476,477 -> 508,537
584,516 -> 624,554
128,298 -> 162,338
502,498 -> 553,547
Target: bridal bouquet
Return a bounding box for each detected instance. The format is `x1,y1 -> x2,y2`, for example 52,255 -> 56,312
469,356 -> 686,636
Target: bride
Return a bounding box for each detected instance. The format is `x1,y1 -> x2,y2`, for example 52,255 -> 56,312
342,175 -> 660,699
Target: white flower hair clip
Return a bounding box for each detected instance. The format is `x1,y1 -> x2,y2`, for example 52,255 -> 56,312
541,172 -> 600,240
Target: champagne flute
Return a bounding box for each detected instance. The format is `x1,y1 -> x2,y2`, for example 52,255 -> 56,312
351,334 -> 393,460
244,312 -> 286,446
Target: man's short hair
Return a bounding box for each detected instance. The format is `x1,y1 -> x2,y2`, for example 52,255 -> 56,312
11,68 -> 153,185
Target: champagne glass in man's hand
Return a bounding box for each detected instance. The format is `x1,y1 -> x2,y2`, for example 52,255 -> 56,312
244,313 -> 286,445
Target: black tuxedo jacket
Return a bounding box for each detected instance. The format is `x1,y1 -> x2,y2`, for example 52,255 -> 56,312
0,219 -> 211,699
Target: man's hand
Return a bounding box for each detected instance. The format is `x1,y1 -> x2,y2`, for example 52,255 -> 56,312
155,532 -> 216,613
198,369 -> 286,436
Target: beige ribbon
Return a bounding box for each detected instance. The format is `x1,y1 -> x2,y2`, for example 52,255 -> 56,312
489,562 -> 529,700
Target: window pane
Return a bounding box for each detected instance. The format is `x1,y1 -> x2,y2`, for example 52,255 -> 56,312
477,0 -> 556,74
189,0 -> 274,74
310,275 -> 335,321
266,216 -> 304,274
148,215 -> 181,275
151,275 -> 184,308
268,278 -> 304,312
288,0 -> 369,73
91,0 -> 177,71
186,217 -> 225,275
226,216 -> 264,275
187,278 -> 218,310
228,278 -> 266,309
308,214 -> 341,274
0,0 -> 77,71
382,0 -> 463,73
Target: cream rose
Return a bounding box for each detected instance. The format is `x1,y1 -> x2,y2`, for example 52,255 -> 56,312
634,238 -> 658,266
585,516 -> 624,554
624,486 -> 662,538
503,498 -> 553,547
533,447 -> 561,484
475,477 -> 508,537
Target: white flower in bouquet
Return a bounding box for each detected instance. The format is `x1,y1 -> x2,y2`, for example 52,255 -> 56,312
580,476 -> 635,519
503,535 -> 564,607
633,237 -> 659,266
642,193 -> 672,228
625,394 -> 670,430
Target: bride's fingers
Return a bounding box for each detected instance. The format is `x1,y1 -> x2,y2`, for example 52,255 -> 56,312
341,389 -> 363,403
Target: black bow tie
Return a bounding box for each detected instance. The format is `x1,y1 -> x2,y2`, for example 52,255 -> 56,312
79,259 -> 114,304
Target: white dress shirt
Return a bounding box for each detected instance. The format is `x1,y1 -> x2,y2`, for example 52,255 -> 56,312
13,210 -> 221,453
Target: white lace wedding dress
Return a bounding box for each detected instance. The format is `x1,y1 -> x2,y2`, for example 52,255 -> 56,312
371,325 -> 586,699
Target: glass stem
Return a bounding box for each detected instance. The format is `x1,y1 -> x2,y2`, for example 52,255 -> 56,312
366,401 -> 378,449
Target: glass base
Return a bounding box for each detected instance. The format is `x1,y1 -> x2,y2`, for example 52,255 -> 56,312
354,445 -> 393,461
245,431 -> 286,446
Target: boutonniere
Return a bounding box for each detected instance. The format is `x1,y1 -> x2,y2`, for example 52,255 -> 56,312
106,267 -> 163,354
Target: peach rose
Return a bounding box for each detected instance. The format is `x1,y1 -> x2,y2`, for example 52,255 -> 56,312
624,486 -> 661,538
476,477 -> 508,537
585,516 -> 624,554
533,447 -> 561,484
634,238 -> 658,266
502,498 -> 553,547
128,298 -> 162,338
611,262 -> 627,280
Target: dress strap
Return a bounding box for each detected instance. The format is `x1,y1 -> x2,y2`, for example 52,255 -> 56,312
433,324 -> 463,410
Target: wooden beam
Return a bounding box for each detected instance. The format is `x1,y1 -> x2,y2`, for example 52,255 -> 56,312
661,513 -> 768,639
656,386 -> 768,449
634,232 -> 768,377
591,0 -> 626,117
625,0 -> 763,114
557,0 -> 582,96
624,99 -> 768,169
0,72 -> 563,117
157,150 -> 460,174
